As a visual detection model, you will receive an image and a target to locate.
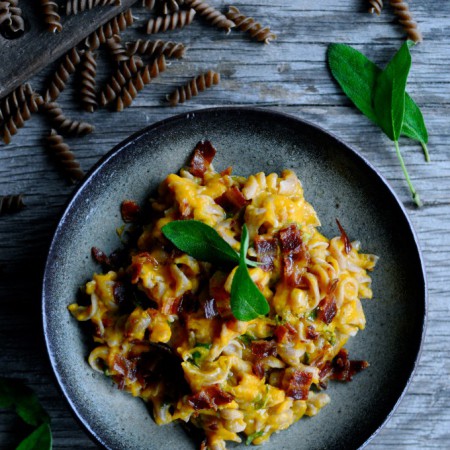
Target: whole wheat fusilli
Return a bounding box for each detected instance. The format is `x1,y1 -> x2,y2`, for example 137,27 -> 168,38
390,0 -> 422,42
0,83 -> 33,124
40,0 -> 62,32
146,9 -> 195,34
368,0 -> 383,15
42,102 -> 95,136
80,50 -> 98,113
66,0 -> 119,16
184,0 -> 234,33
0,194 -> 25,215
106,34 -> 130,64
0,0 -> 24,38
126,39 -> 187,59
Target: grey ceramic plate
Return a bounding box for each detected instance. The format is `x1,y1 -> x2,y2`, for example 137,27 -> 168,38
43,107 -> 426,450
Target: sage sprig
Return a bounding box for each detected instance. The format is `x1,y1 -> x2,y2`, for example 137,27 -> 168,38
162,220 -> 269,321
328,41 -> 429,206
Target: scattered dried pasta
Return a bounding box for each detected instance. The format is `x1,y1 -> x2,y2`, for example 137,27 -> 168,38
146,9 -> 195,35
390,0 -> 422,42
126,39 -> 187,59
368,0 -> 383,15
226,6 -> 276,44
40,0 -> 62,33
167,69 -> 220,106
160,0 -> 184,14
116,55 -> 167,111
142,0 -> 156,9
80,50 -> 98,113
184,0 -> 235,33
44,48 -> 84,103
0,0 -> 25,38
106,34 -> 130,65
65,0 -> 120,16
42,102 -> 95,137
45,129 -> 85,183
0,82 -> 33,124
0,194 -> 25,215
85,8 -> 134,50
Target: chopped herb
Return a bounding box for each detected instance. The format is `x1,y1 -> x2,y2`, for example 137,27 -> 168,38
238,333 -> 256,346
254,386 -> 269,410
274,315 -> 286,325
246,430 -> 264,445
304,352 -> 311,365
307,308 -> 318,321
195,342 -> 212,349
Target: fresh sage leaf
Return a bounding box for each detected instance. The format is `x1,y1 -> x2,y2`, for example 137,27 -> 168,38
403,93 -> 430,161
162,220 -> 240,266
230,225 -> 269,321
373,41 -> 413,141
16,423 -> 52,450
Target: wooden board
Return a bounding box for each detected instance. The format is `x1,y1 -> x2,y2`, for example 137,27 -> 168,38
0,0 -> 137,98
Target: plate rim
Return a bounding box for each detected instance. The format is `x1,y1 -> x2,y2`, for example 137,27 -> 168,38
42,106 -> 428,450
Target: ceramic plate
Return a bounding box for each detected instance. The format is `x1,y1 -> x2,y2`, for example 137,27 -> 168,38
43,107 -> 426,450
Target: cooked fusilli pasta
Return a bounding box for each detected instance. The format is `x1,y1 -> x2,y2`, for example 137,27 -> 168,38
45,129 -> 85,183
368,0 -> 383,15
42,102 -> 95,136
184,0 -> 235,33
65,0 -> 119,15
390,0 -> 422,42
85,8 -> 134,50
40,0 -> 62,32
80,50 -> 98,113
106,34 -> 130,64
226,6 -> 276,44
44,48 -> 84,103
116,55 -> 167,111
167,69 -> 220,106
0,194 -> 25,215
126,39 -> 187,59
146,9 -> 195,34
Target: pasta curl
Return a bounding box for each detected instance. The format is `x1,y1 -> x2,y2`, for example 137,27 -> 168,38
146,9 -> 195,34
80,50 -> 98,113
390,0 -> 422,42
0,0 -> 24,38
185,0 -> 235,33
65,0 -> 119,15
368,0 -> 383,15
126,39 -> 187,59
40,0 -> 62,32
106,34 -> 130,65
0,82 -> 32,124
42,102 -> 95,136
0,194 -> 25,215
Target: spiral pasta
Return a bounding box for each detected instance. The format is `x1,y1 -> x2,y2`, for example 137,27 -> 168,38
142,0 -> 155,9
65,0 -> 119,15
106,34 -> 130,65
45,129 -> 85,183
160,0 -> 184,14
146,9 -> 195,35
99,56 -> 144,106
226,6 -> 276,44
0,194 -> 25,215
85,9 -> 134,50
42,102 -> 95,136
368,0 -> 383,15
116,55 -> 167,111
126,39 -> 187,59
167,69 -> 220,106
44,48 -> 84,103
40,0 -> 62,32
184,0 -> 235,33
0,82 -> 33,124
80,50 -> 98,113
390,0 -> 422,42
0,0 -> 24,38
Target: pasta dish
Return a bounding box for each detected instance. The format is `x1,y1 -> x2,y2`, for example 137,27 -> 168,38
69,141 -> 378,449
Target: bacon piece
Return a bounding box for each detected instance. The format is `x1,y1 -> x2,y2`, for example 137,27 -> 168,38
91,247 -> 111,266
189,140 -> 217,177
187,384 -> 233,410
220,166 -> 232,176
254,236 -> 277,271
251,340 -> 277,359
209,271 -> 232,318
336,219 -> 352,254
252,361 -> 265,379
121,200 -> 141,223
317,295 -> 337,324
330,349 -> 369,382
306,325 -> 319,340
215,186 -> 248,212
281,369 -> 313,400
273,323 -> 297,343
113,354 -> 137,382
204,298 -> 218,319
130,252 -> 158,284
279,224 -> 303,254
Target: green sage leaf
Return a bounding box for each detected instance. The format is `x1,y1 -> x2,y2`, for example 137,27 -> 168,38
16,423 -> 52,450
162,220 -> 239,266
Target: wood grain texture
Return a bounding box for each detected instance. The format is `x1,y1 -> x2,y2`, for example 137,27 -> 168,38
1,0 -> 450,449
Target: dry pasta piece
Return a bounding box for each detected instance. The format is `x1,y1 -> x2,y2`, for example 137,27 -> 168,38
167,69 -> 220,106
142,0 -> 156,9
368,0 -> 383,15
146,9 -> 195,35
99,56 -> 143,106
160,0 -> 184,14
66,0 -> 120,15
390,0 -> 422,42
42,102 -> 95,136
106,34 -> 130,65
40,0 -> 62,32
0,0 -> 25,38
184,0 -> 235,33
45,129 -> 85,183
1,92 -> 43,144
44,48 -> 84,102
85,8 -> 134,50
226,6 -> 276,44
116,55 -> 167,111
0,82 -> 33,124
80,50 -> 98,113
0,2 -> 11,28
126,39 -> 186,59
0,194 -> 25,215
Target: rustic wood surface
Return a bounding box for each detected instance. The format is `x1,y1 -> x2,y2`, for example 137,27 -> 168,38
1,0 -> 449,449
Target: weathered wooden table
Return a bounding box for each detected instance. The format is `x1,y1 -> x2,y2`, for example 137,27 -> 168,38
1,1 -> 449,448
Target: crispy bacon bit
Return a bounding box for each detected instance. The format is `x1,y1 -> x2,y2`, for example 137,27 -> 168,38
252,361 -> 265,379
254,236 -> 278,271
189,140 -> 217,177
327,278 -> 339,295
113,282 -> 127,305
306,325 -> 319,340
317,295 -> 337,324
215,186 -> 248,212
187,384 -> 233,410
330,349 -> 369,382
121,200 -> 141,223
220,166 -> 232,176
113,354 -> 137,381
318,360 -> 333,382
279,224 -> 303,254
336,219 -> 352,254
204,298 -> 218,319
251,340 -> 278,359
281,369 -> 313,400
91,247 -> 111,267
274,323 -> 297,343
